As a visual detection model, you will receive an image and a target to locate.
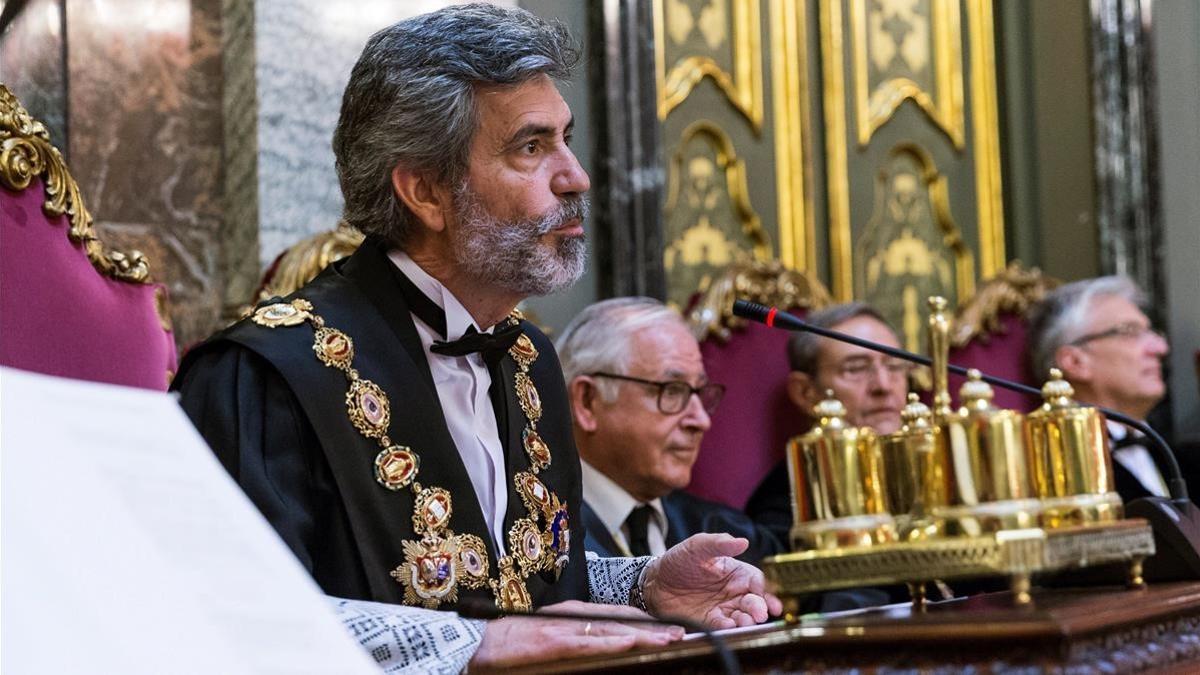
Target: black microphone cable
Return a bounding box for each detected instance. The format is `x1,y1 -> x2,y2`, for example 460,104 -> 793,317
455,597 -> 743,675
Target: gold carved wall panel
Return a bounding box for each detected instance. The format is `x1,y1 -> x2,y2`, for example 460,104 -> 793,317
654,0 -> 818,309
857,143 -> 973,352
663,121 -> 771,309
656,0 -> 765,131
820,0 -> 1006,317
851,0 -> 965,149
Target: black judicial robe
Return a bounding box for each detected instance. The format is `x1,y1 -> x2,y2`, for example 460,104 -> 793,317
173,237 -> 589,608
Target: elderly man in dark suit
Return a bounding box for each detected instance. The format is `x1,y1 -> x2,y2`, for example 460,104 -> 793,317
557,297 -> 784,564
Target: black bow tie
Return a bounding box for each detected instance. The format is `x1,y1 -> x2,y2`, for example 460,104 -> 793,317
384,259 -> 521,368
431,323 -> 522,367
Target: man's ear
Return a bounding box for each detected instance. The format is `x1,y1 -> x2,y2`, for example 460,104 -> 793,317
787,371 -> 821,414
390,165 -> 451,234
1055,345 -> 1092,384
568,377 -> 600,433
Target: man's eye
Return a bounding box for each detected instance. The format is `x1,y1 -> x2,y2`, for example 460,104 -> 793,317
523,141 -> 539,154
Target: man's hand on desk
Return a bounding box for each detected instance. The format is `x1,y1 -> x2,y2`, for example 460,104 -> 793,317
468,600 -> 684,671
643,532 -> 784,629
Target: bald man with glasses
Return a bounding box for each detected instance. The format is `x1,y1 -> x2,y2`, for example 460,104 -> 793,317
557,298 -> 784,564
1028,276 -> 1173,501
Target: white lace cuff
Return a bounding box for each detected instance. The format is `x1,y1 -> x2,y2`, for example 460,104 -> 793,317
585,551 -> 654,607
330,597 -> 485,674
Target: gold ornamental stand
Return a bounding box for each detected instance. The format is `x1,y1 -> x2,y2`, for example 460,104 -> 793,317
762,519 -> 1155,608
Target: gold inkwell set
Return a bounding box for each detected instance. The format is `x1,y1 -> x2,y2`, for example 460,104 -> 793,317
761,297 -> 1155,608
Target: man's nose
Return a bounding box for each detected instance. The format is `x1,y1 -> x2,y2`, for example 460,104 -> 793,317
681,392 -> 712,431
552,147 -> 590,197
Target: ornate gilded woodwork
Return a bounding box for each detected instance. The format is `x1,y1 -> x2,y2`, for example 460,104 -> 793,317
770,0 -> 817,272
857,143 -> 973,353
664,120 -> 771,309
966,0 -> 1006,277
655,0 -> 765,131
0,84 -> 150,283
687,258 -> 832,343
851,0 -> 964,149
951,261 -> 1060,348
257,222 -> 365,301
820,0 -> 1006,302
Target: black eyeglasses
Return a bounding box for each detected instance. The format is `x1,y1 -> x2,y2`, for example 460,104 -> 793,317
587,372 -> 725,415
1069,321 -> 1164,346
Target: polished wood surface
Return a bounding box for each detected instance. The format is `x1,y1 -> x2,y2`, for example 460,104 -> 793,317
523,583 -> 1200,673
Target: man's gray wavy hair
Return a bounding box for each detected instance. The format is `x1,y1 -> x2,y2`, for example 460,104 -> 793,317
332,3 -> 579,248
1026,275 -> 1145,381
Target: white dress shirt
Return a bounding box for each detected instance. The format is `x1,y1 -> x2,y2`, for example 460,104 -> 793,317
388,250 -> 509,552
580,460 -> 669,556
1108,419 -> 1169,498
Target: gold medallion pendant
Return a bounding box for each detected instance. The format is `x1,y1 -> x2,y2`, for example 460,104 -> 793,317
522,428 -> 552,471
313,327 -> 354,370
394,535 -> 462,609
457,534 -> 491,589
515,372 -> 542,423
494,556 -> 533,612
509,518 -> 546,574
516,471 -> 553,516
374,446 -> 419,491
346,379 -> 390,438
509,334 -> 538,369
251,299 -> 313,327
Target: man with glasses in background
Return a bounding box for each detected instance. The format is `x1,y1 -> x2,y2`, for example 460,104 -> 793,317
745,303 -> 911,546
1027,276 -> 1173,501
557,298 -> 784,564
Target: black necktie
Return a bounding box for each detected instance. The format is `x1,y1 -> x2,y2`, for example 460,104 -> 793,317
625,505 -> 654,557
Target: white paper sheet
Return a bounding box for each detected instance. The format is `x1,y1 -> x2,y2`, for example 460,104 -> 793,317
0,367 -> 379,675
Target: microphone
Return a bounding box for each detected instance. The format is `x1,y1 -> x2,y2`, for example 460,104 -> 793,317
733,298 -> 1200,581
455,598 -> 742,675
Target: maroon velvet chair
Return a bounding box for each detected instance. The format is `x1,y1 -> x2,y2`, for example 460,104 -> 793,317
685,260 -> 832,510
0,85 -> 177,390
947,262 -> 1060,412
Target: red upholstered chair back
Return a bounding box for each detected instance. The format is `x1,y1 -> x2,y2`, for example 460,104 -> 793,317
685,260 -> 832,509
0,86 -> 177,390
947,262 -> 1060,412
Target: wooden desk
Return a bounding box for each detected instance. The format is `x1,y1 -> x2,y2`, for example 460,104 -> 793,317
529,583 -> 1200,674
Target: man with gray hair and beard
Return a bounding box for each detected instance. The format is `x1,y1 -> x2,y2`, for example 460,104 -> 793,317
174,4 -> 778,672
1027,275 -> 1173,502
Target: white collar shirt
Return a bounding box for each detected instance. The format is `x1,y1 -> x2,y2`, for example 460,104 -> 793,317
1107,419 -> 1169,498
580,460 -> 668,556
388,249 -> 509,553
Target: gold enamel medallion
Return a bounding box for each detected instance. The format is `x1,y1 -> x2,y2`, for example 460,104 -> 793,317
393,535 -> 461,609
457,533 -> 490,589
522,428 -> 552,471
494,556 -> 532,612
514,372 -> 542,423
374,446 -> 419,490
313,327 -> 354,370
251,299 -> 312,328
509,334 -> 538,369
509,518 -> 546,574
516,471 -> 552,516
346,379 -> 390,438
413,487 -> 453,533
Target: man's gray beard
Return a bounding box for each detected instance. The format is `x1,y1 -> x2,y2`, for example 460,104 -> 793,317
451,183 -> 589,297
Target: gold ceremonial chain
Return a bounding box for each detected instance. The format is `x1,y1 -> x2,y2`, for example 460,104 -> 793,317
252,299 -> 572,612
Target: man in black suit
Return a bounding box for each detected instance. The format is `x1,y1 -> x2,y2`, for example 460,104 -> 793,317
174,5 -> 778,672
1028,276 -> 1173,501
556,298 -> 784,565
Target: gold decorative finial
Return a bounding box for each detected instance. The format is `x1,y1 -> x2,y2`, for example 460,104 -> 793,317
1041,368 -> 1075,408
959,368 -> 995,408
900,392 -> 932,427
812,390 -> 847,421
